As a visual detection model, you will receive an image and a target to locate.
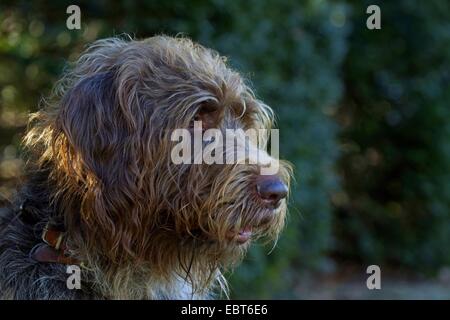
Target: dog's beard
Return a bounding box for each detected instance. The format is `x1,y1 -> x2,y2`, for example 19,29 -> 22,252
179,165 -> 289,247
168,193 -> 286,295
173,163 -> 289,251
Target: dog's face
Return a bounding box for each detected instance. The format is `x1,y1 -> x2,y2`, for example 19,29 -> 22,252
28,36 -> 291,275
167,97 -> 291,250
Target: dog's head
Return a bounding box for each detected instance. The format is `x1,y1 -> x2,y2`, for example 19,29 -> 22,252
26,36 -> 291,284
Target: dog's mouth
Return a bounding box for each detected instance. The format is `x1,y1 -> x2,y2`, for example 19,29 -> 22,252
189,201 -> 283,245
226,227 -> 253,244
221,205 -> 282,245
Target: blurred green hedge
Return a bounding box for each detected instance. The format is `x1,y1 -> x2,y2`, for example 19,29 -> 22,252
335,0 -> 450,274
0,0 -> 449,298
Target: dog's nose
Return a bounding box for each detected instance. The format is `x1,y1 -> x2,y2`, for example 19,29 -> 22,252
256,176 -> 288,206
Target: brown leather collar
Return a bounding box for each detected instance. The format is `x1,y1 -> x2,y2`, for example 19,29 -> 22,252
30,223 -> 80,265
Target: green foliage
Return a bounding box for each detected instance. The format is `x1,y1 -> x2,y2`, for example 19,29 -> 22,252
336,0 -> 450,272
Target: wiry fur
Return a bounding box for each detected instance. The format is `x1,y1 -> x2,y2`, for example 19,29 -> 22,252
0,35 -> 291,299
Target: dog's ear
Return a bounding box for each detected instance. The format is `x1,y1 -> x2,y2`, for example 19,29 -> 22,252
55,71 -> 123,182
53,71 -> 146,262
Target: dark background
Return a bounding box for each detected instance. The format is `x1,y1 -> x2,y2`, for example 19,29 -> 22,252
0,0 -> 449,298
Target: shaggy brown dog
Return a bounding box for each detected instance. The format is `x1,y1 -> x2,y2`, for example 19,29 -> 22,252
0,36 -> 291,299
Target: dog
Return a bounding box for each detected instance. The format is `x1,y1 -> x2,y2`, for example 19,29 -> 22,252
0,36 -> 291,299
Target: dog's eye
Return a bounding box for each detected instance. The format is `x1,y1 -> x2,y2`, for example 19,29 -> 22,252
198,103 -> 217,114
191,103 -> 219,129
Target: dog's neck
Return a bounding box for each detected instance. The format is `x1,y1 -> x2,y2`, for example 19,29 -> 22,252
0,168 -> 220,299
84,266 -> 216,299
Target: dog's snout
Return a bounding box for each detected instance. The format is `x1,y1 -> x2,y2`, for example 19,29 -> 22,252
256,176 -> 288,206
